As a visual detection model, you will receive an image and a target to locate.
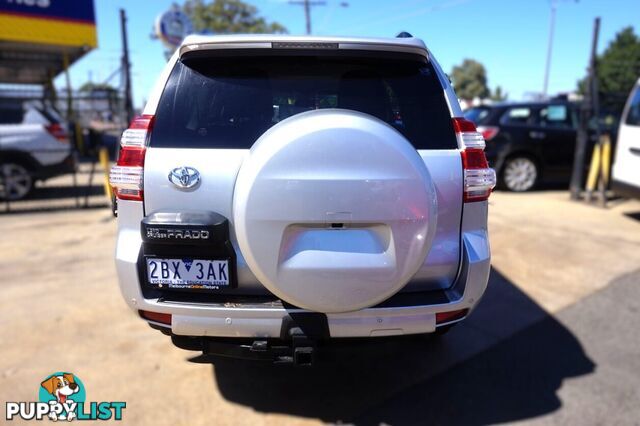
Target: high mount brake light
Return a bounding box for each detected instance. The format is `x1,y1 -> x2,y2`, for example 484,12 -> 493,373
453,118 -> 497,202
109,115 -> 154,202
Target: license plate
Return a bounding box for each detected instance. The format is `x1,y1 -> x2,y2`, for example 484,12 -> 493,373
146,258 -> 229,290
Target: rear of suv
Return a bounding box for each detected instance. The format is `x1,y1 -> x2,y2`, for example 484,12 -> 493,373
110,35 -> 495,364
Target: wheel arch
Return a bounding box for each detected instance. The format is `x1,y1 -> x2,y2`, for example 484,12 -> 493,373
0,150 -> 40,171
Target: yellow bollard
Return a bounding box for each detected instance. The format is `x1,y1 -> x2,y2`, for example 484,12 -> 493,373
586,143 -> 601,193
75,122 -> 84,154
601,135 -> 611,186
99,147 -> 112,199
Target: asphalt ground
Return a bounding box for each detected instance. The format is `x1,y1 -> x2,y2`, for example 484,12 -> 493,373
0,190 -> 639,425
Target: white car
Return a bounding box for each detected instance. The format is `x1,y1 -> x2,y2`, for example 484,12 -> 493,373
612,78 -> 640,199
110,34 -> 496,365
0,102 -> 75,200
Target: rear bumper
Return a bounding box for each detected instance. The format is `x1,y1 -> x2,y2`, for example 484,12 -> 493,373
115,201 -> 491,338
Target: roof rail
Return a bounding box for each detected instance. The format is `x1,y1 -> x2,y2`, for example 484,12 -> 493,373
396,31 -> 413,38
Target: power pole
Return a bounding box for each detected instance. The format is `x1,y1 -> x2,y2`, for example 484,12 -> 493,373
289,0 -> 327,35
570,17 -> 600,200
120,8 -> 134,125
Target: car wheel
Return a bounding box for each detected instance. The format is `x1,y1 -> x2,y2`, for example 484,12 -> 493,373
502,156 -> 538,192
0,162 -> 34,201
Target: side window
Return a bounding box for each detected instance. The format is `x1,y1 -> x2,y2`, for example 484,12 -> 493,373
499,107 -> 532,126
0,106 -> 24,124
625,86 -> 640,126
537,104 -> 574,129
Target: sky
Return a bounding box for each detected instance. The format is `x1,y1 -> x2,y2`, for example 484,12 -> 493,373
56,0 -> 640,109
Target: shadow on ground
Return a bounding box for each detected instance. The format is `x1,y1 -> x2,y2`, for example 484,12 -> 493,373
624,211 -> 640,222
196,269 -> 595,424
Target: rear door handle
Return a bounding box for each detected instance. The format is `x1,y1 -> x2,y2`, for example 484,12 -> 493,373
529,131 -> 546,139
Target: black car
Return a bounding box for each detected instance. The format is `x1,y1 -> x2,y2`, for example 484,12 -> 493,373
464,101 -> 605,192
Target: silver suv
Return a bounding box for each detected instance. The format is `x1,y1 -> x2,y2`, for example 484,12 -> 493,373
110,34 -> 496,365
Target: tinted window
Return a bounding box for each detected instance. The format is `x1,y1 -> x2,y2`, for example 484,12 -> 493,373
0,106 -> 24,124
499,107 -> 533,126
151,54 -> 456,150
625,86 -> 640,126
536,104 -> 576,129
463,106 -> 491,125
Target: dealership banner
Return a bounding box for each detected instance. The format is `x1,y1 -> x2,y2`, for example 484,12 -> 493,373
0,0 -> 96,48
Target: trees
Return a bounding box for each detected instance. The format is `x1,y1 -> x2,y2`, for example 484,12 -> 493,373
78,82 -> 117,93
578,26 -> 640,114
182,0 -> 287,34
450,59 -> 490,102
491,86 -> 508,102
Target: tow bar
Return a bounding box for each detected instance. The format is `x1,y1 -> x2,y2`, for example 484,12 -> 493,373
199,312 -> 327,366
249,335 -> 316,366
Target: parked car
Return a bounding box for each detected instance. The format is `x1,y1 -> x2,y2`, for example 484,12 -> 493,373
109,34 -> 496,365
612,78 -> 640,199
0,101 -> 75,200
464,101 -> 606,192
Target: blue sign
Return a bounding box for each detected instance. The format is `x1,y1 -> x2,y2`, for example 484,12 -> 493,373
0,0 -> 95,24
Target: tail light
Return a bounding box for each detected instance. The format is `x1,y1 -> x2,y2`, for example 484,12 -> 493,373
453,117 -> 496,202
477,125 -> 499,141
45,123 -> 68,142
109,115 -> 154,202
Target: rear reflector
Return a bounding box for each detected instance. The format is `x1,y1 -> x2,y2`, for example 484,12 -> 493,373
45,123 -> 68,142
436,308 -> 469,325
139,310 -> 172,325
109,115 -> 154,202
453,117 -> 496,202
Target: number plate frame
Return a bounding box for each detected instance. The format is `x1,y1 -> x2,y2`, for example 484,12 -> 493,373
142,254 -> 237,293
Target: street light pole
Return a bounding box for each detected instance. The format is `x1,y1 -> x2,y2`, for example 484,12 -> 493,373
542,0 -> 557,98
542,0 -> 578,99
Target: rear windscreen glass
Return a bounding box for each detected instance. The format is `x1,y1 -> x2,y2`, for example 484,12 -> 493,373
150,53 -> 456,150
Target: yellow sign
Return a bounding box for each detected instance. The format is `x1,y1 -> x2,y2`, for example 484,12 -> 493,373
0,14 -> 96,48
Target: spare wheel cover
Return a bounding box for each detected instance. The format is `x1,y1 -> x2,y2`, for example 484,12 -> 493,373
233,109 -> 437,313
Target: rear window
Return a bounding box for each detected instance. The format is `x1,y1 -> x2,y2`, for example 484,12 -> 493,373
150,53 -> 456,150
